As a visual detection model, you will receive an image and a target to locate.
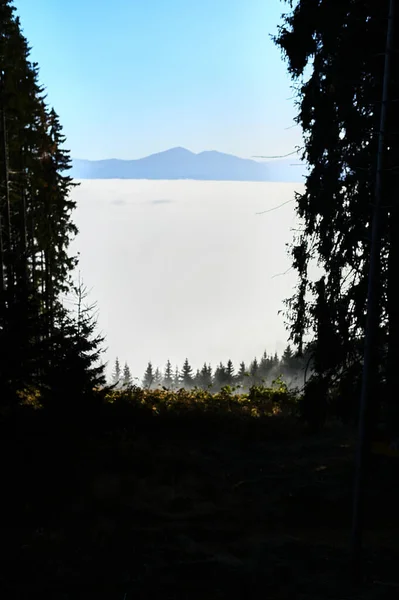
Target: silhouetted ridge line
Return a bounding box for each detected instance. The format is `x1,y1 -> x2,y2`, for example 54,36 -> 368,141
71,147 -> 307,182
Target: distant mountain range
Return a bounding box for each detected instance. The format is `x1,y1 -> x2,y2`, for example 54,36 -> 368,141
71,147 -> 307,183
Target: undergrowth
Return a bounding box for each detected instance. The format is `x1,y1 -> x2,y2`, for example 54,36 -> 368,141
104,377 -> 298,418
12,377 -> 300,423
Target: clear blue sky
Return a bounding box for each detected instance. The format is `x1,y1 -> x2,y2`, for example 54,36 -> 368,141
14,0 -> 302,160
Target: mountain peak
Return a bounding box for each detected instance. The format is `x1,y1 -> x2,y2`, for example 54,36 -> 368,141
71,148 -> 307,182
163,146 -> 195,155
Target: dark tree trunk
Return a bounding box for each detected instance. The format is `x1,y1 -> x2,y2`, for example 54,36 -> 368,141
0,73 -> 13,303
0,214 -> 4,316
386,208 -> 399,435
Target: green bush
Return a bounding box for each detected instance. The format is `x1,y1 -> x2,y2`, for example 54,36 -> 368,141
103,379 -> 299,420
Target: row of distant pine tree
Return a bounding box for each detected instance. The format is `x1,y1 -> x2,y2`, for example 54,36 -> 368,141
110,345 -> 307,392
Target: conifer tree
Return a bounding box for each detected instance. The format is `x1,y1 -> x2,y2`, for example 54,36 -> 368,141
180,358 -> 194,388
249,357 -> 259,386
163,359 -> 173,388
259,351 -> 273,383
281,345 -> 295,371
214,362 -> 228,390
38,280 -> 106,409
274,0 -> 399,423
112,357 -> 121,388
122,362 -> 132,388
193,369 -> 201,388
173,365 -> 180,389
142,361 -> 154,389
154,367 -> 162,388
206,364 -> 213,386
235,362 -> 247,387
0,1 -> 85,405
197,363 -> 212,389
226,359 -> 235,386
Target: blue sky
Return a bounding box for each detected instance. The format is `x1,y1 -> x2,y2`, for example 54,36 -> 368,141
14,0 -> 302,160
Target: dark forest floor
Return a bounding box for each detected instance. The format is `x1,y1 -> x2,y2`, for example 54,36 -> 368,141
1,412 -> 399,599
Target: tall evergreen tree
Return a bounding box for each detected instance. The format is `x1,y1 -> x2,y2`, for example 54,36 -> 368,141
112,357 -> 121,388
154,367 -> 163,388
274,0 -> 399,423
205,363 -> 213,386
214,362 -> 228,390
197,363 -> 212,389
163,359 -> 173,388
193,368 -> 201,388
180,358 -> 194,388
122,362 -> 132,388
281,345 -> 295,371
235,361 -> 247,387
38,279 -> 106,409
173,365 -> 180,389
0,1 -> 83,404
142,361 -> 154,389
249,357 -> 260,386
226,359 -> 235,386
259,351 -> 273,383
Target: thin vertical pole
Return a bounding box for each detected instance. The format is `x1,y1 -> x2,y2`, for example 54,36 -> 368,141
350,0 -> 395,577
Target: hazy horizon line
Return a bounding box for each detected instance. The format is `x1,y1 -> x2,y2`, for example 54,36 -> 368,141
72,146 -> 302,163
